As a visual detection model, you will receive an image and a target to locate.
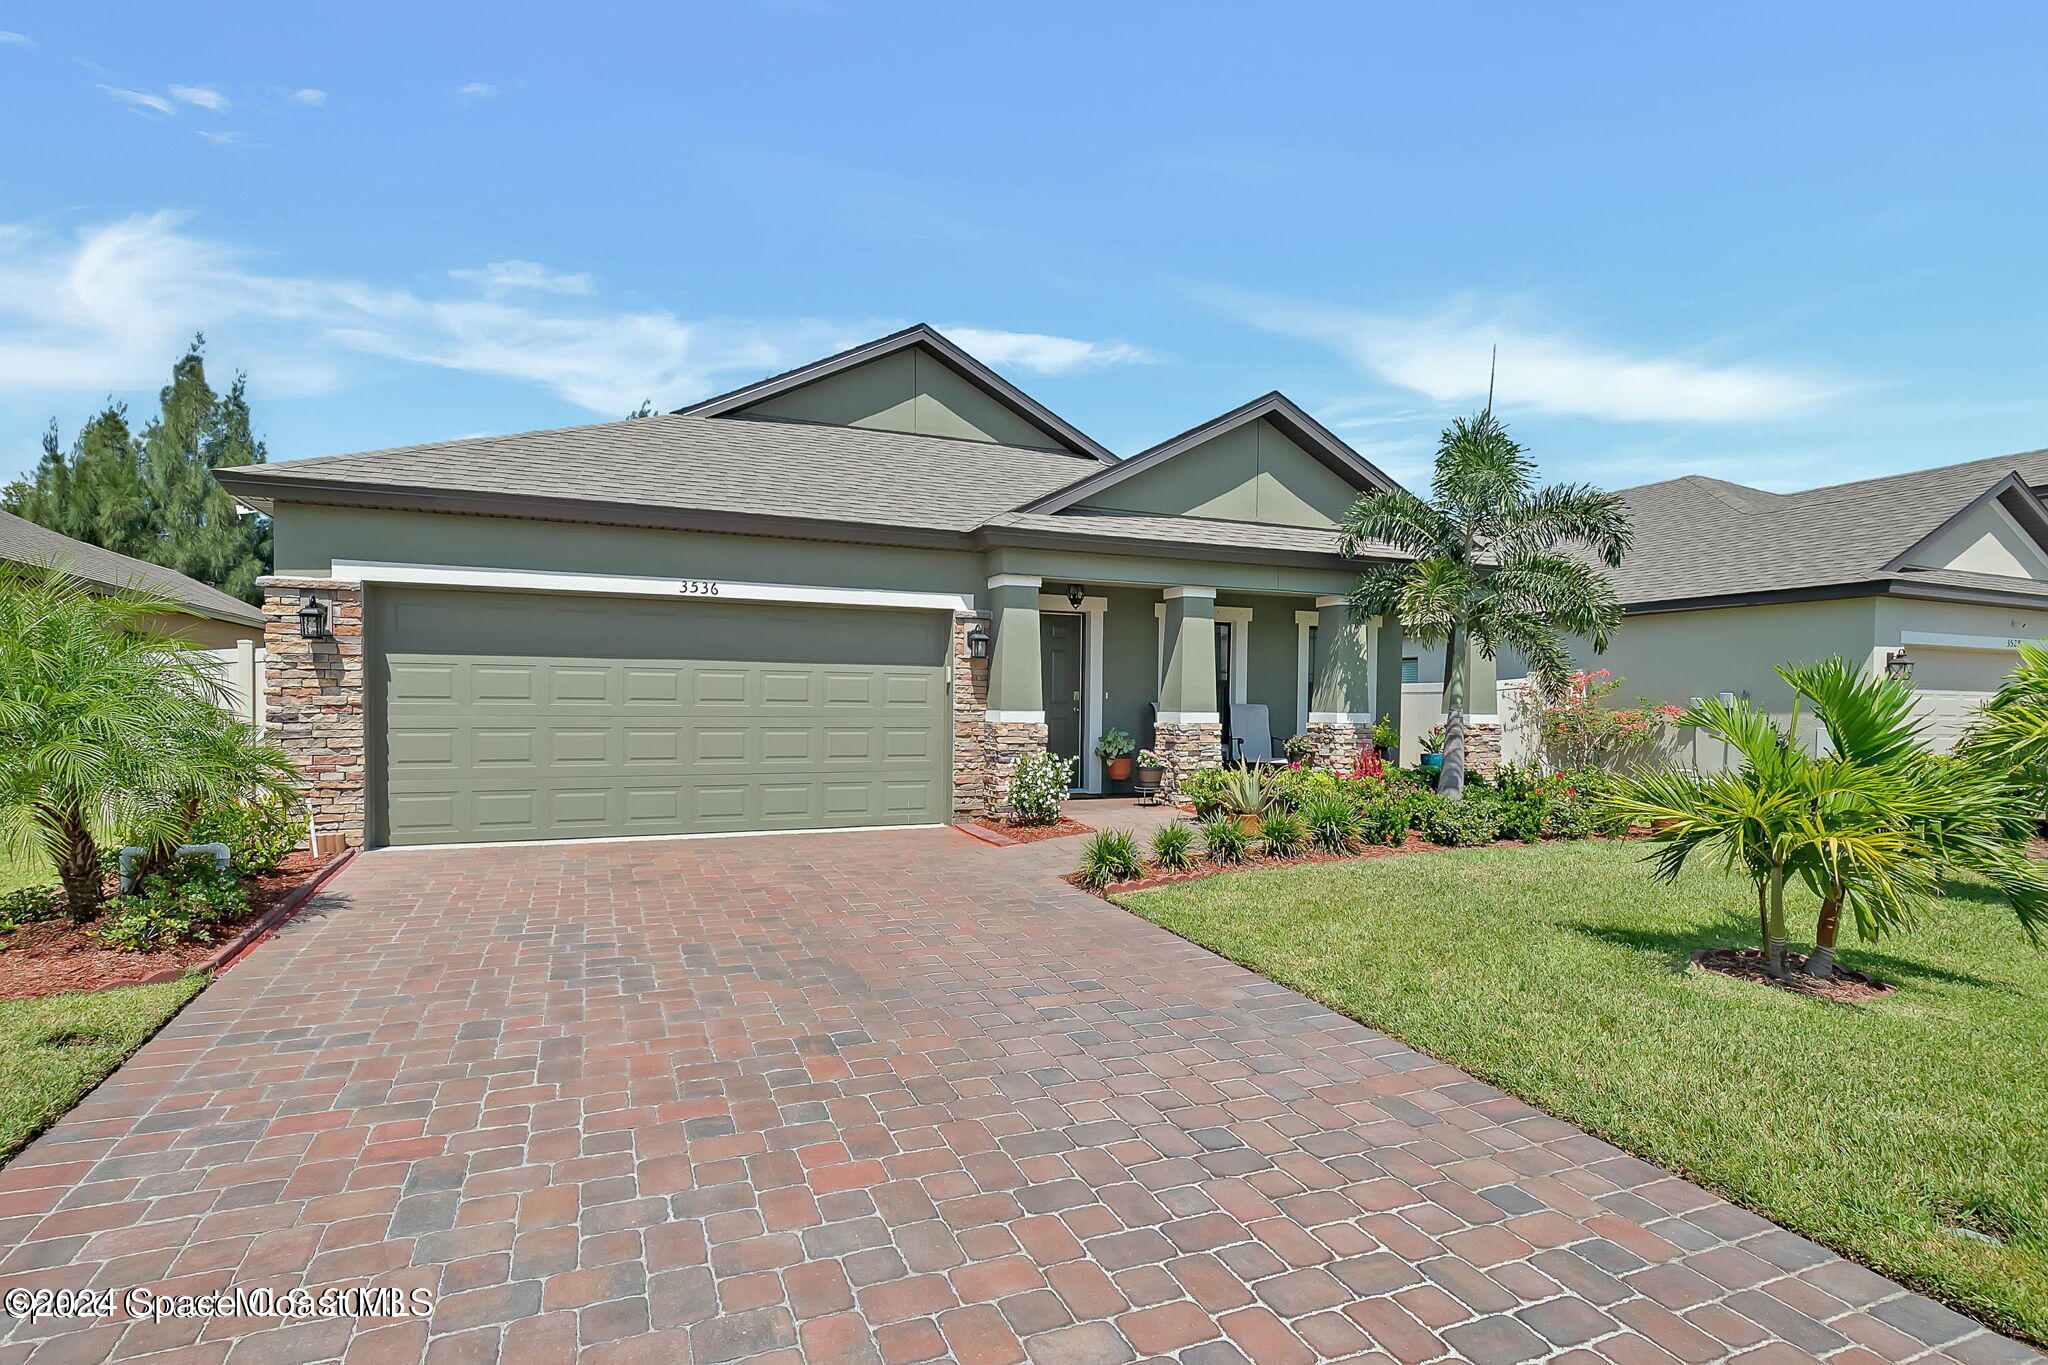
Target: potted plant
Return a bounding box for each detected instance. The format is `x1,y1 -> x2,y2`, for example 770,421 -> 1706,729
1420,724 -> 1446,771
1134,748 -> 1167,790
1282,733 -> 1313,765
1095,728 -> 1136,782
1372,713 -> 1398,760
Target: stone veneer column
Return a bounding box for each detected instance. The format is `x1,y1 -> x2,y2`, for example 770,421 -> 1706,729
952,600 -> 1050,821
1155,588 -> 1222,793
261,577 -> 367,848
1303,596 -> 1376,772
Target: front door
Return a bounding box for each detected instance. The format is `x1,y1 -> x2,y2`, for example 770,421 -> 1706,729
1041,614 -> 1084,782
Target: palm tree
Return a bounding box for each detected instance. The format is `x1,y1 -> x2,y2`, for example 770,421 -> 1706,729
1339,411 -> 1631,796
131,705 -> 299,884
0,564 -> 289,921
1607,658 -> 2046,979
1958,640 -> 2048,811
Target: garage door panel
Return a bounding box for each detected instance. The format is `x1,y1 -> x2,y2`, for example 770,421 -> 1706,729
378,588 -> 951,846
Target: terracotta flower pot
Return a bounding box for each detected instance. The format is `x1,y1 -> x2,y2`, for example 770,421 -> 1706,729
1107,756 -> 1133,781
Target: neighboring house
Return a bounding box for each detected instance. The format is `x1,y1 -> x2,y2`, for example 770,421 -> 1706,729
0,508 -> 268,723
1519,451 -> 2048,767
215,325 -> 1487,850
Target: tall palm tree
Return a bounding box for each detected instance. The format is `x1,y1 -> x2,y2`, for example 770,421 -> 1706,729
0,564 -> 285,921
1339,411 -> 1631,795
1959,639 -> 2048,811
1607,658 -> 2046,979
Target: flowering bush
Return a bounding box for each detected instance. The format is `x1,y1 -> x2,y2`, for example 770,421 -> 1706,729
1536,670 -> 1684,772
1009,751 -> 1075,824
1350,744 -> 1385,780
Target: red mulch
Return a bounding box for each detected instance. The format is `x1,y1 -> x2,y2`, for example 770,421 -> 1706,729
1689,947 -> 1895,1002
1069,832 -> 1634,897
967,817 -> 1096,845
0,851 -> 328,1003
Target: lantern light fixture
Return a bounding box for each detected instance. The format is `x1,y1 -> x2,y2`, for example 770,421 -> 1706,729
297,594 -> 333,641
1066,583 -> 1085,610
965,622 -> 991,659
1884,648 -> 1914,682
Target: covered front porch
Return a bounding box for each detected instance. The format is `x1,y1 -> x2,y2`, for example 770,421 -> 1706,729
977,567 -> 1496,794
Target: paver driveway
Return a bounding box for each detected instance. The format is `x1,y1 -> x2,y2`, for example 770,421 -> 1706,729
1,808 -> 2039,1365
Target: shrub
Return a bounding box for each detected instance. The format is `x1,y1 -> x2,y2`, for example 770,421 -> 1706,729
0,885 -> 63,936
1198,816 -> 1251,863
192,794 -> 305,873
1299,792 -> 1359,853
1259,810 -> 1307,858
1488,764 -> 1557,843
1179,768 -> 1233,818
1414,793 -> 1502,846
1010,751 -> 1075,824
1356,776 -> 1430,845
1535,669 -> 1684,771
1075,829 -> 1145,888
1267,766 -> 1346,811
1350,745 -> 1385,780
92,865 -> 250,952
1150,823 -> 1197,871
1545,795 -> 1599,839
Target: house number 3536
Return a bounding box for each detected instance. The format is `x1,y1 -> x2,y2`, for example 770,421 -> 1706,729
679,580 -> 721,596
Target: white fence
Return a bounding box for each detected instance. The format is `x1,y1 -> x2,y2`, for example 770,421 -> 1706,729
195,641 -> 267,727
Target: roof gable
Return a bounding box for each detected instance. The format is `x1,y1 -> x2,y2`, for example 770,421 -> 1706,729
678,324 -> 1113,462
1020,393 -> 1397,529
1890,473 -> 2048,582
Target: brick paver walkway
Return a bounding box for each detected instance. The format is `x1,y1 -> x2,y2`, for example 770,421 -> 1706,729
1,804 -> 2039,1364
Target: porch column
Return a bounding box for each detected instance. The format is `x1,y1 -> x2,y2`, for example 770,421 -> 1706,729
1303,596 -> 1376,771
1463,641 -> 1503,777
980,575 -> 1050,816
1372,613 -> 1406,760
1156,587 -> 1222,790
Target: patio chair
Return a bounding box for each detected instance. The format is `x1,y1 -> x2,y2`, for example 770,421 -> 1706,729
1225,703 -> 1285,766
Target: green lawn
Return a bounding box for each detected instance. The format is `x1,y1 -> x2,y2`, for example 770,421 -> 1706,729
0,977 -> 207,1166
1118,840 -> 2048,1345
0,847 -> 50,896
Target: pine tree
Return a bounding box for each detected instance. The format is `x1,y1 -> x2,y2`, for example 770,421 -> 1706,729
5,337 -> 272,603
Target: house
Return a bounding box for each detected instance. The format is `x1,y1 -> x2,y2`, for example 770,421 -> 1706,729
213,325 -> 1490,849
0,508 -> 268,722
1539,451 -> 2048,766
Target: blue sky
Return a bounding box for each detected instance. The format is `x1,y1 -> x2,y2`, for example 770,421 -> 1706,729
3,1 -> 2045,493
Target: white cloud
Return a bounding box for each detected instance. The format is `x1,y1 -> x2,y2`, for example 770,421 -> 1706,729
944,326 -> 1158,375
1231,294 -> 1835,423
0,30 -> 32,45
454,82 -> 500,104
169,84 -> 229,112
196,131 -> 239,145
0,212 -> 878,416
99,85 -> 176,116
289,88 -> 328,106
450,260 -> 593,296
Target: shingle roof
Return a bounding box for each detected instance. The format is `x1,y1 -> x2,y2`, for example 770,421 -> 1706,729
217,413 -> 1106,537
1610,449 -> 2048,608
0,510 -> 264,627
984,509 -> 1406,560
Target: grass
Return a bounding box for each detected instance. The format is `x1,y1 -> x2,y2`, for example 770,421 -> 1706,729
0,977 -> 207,1166
0,847 -> 51,896
1118,839 -> 2048,1345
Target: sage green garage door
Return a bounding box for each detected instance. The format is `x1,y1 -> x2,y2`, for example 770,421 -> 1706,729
374,587 -> 953,846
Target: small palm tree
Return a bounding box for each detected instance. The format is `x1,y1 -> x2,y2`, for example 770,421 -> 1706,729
0,564 -> 290,921
1340,411 -> 1630,796
132,705 -> 299,883
1608,658 -> 2046,979
1959,640 -> 2048,810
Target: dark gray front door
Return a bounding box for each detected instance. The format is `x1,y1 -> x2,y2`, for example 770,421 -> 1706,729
1041,614 -> 1083,778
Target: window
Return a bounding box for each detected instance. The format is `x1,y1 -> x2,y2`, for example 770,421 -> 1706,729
1401,657 -> 1419,684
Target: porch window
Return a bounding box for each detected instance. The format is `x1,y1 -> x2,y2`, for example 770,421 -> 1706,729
1402,656 -> 1419,684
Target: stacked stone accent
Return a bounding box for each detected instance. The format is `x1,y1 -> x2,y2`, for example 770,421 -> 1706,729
261,577 -> 366,848
1303,721 -> 1376,774
1465,721 -> 1503,778
1152,721 -> 1222,798
949,611 -> 1049,819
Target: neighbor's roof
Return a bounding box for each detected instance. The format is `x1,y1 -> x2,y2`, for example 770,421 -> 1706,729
1610,448 -> 2048,610
0,510 -> 264,627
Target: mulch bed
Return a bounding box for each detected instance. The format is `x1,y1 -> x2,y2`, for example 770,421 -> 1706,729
963,817 -> 1096,845
1689,947 -> 1895,1002
0,851 -> 331,1003
1070,832 -> 1633,897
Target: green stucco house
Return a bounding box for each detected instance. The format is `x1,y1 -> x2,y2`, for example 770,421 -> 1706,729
216,325 -> 1493,849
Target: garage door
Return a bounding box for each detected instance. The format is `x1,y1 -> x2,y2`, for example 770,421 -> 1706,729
373,587 -> 952,846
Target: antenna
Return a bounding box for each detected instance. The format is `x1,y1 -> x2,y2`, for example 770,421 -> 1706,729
1486,344 -> 1497,416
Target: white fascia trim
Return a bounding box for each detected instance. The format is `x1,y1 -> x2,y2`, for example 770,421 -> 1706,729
1900,629 -> 2044,652
1309,712 -> 1377,725
370,823 -> 946,854
1162,585 -> 1217,599
986,709 -> 1048,724
1294,610 -> 1321,625
1157,710 -> 1222,725
986,573 -> 1044,590
1314,595 -> 1350,609
332,560 -> 972,612
1465,713 -> 1502,724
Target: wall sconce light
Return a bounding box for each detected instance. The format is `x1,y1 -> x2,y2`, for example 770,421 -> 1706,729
1066,583 -> 1085,609
965,622 -> 991,659
1885,648 -> 1914,682
297,594 -> 333,640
